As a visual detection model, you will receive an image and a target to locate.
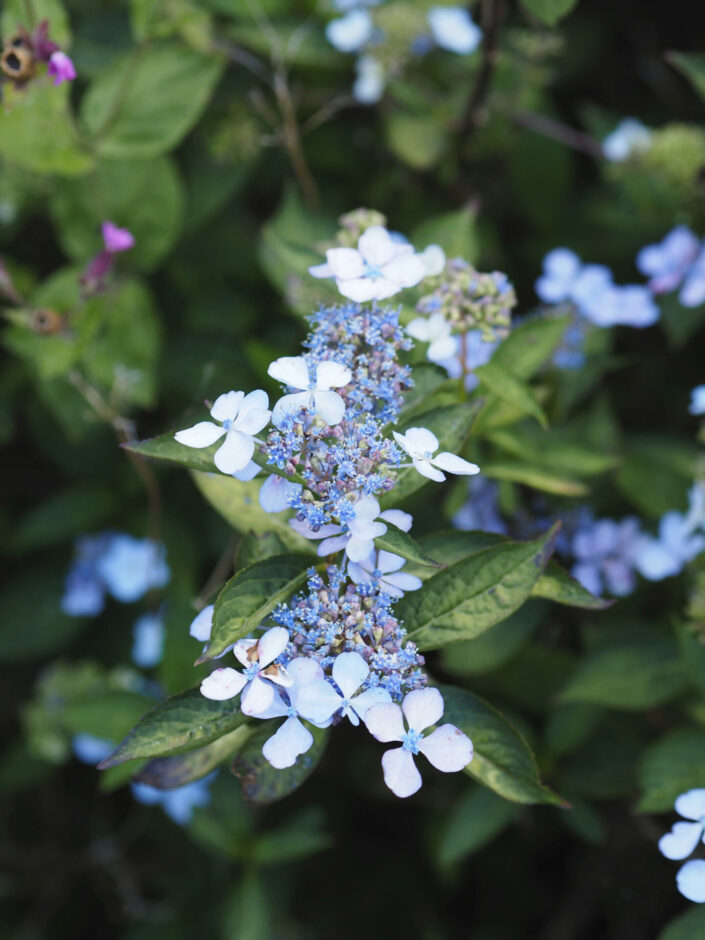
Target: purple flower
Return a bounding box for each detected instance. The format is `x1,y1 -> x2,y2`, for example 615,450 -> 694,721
47,51 -> 76,86
102,221 -> 135,254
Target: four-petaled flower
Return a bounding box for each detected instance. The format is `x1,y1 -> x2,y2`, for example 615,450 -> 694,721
406,313 -> 458,364
200,626 -> 292,715
297,651 -> 392,727
309,225 -> 427,302
291,495 -> 390,562
365,687 -> 473,798
268,356 -> 351,428
393,427 -> 480,482
175,389 -> 271,474
348,508 -> 422,598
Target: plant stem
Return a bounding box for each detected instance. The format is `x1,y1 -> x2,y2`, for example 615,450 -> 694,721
273,68 -> 320,209
458,0 -> 503,144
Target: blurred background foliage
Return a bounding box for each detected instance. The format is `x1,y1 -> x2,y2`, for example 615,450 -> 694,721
2,0 -> 705,937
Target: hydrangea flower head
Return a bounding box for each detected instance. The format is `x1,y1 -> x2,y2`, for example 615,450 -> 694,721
636,226 -> 700,294
95,535 -> 170,603
570,517 -> 642,597
175,389 -> 271,474
365,687 -> 473,797
47,50 -> 76,85
602,118 -> 651,162
393,427 -> 480,482
427,6 -> 482,55
309,225 -> 428,302
634,509 -> 705,581
326,9 -> 373,52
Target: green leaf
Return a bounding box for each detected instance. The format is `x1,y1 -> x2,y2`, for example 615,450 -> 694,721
231,724 -> 328,804
475,362 -> 548,429
0,80 -> 92,176
0,570 -> 85,662
50,156 -> 184,271
521,0 -> 579,26
638,728 -> 705,813
560,641 -> 688,710
385,112 -> 447,170
435,785 -> 521,868
439,685 -> 566,806
375,523 -> 440,568
134,725 -> 253,788
203,554 -> 313,661
98,689 -> 249,768
439,601 -> 547,676
676,622 -> 705,693
411,205 -> 479,262
11,484 -> 115,553
667,52 -> 705,102
398,526 -> 559,650
380,402 -> 480,508
81,42 -> 224,159
480,461 -> 589,496
191,472 -> 314,554
61,691 -> 155,742
487,427 -> 619,477
658,905 -> 705,940
532,562 -> 613,610
397,363 -> 453,421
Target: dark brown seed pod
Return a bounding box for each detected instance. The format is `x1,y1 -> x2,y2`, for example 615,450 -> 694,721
30,308 -> 66,335
1,45 -> 35,82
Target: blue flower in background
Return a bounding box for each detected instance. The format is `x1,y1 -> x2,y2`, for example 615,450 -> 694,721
690,386 -> 705,416
131,774 -> 216,825
602,118 -> 651,162
353,54 -> 385,103
636,226 -> 699,294
570,516 -> 643,596
72,734 -> 114,765
453,477 -> 507,534
326,9 -> 374,52
427,7 -> 482,55
131,613 -> 166,668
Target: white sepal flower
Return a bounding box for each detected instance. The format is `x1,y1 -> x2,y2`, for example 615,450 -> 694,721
393,426 -> 480,482
365,687 -> 473,798
199,626 -> 292,715
189,605 -> 214,642
659,789 -> 705,860
309,225 -> 427,302
255,658 -> 331,769
296,651 -> 391,727
175,390 -> 271,474
259,474 -> 303,513
406,313 -> 458,363
348,551 -> 422,598
291,496 -> 389,561
268,356 -> 351,428
677,859 -> 705,903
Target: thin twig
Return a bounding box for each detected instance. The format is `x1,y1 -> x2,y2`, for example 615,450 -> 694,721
458,0 -> 503,142
499,100 -> 604,158
195,534 -> 239,607
273,69 -> 320,208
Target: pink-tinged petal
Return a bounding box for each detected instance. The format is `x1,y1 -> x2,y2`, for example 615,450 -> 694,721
402,687 -> 444,732
174,421 -> 225,449
413,456 -> 445,482
677,859 -> 705,903
381,747 -> 423,798
365,702 -> 405,742
233,638 -> 257,667
262,717 -> 314,769
101,221 -> 133,253
234,407 -> 271,436
345,536 -> 376,563
317,534 -> 350,556
379,509 -> 413,532
358,226 -> 397,266
256,626 -> 290,667
332,651 -> 369,699
267,356 -> 310,391
287,657 -> 324,689
351,687 -> 392,720
382,252 -> 427,288
189,605 -> 214,642
210,390 -> 244,422
290,518 -> 341,540
675,789 -> 705,821
432,452 -> 480,476
325,247 -> 366,280
232,460 -> 260,482
338,277 -> 379,303
403,426 -> 440,455
296,678 -> 343,723
384,571 -> 423,595
658,822 -> 704,860
200,667 -> 246,701
241,676 -> 275,715
271,391 -> 311,428
312,389 -> 347,425
418,724 -> 473,772
309,262 -> 333,279
315,360 -> 352,390
214,430 -> 255,474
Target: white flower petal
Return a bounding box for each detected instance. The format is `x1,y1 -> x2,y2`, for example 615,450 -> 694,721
262,717 -> 314,769
252,691 -> 289,720
259,474 -> 301,513
382,252 -> 427,288
290,518 -> 342,540
309,262 -> 333,278
271,391 -> 311,427
267,356 -> 310,391
233,638 -> 257,667
379,509 -> 413,532
317,534 -> 350,556
312,389 -> 347,425
402,687 -> 444,732
418,724 -> 473,772
377,551 -> 406,573
214,430 -> 255,474
315,360 -> 352,391
256,626 -> 290,667
428,335 -> 460,362
432,452 -> 481,476
384,571 -> 423,595
402,426 -> 439,455
381,747 -> 423,798
174,421 -> 225,448
189,605 -> 214,642
338,276 -> 379,303
676,789 -> 705,821
413,456 -> 445,481
658,821 -> 704,860
351,687 -> 391,720
345,535 -> 376,562
232,460 -> 260,482
677,859 -> 705,903
358,226 -> 398,267
200,667 -> 246,701
373,277 -> 404,300
422,244 -> 446,276
406,318 -> 433,341
365,702 -> 405,742
325,247 -> 366,280
287,656 -> 324,689
210,390 -> 244,422
296,678 -> 343,723
241,676 -> 275,716
234,407 -> 271,436
332,651 -> 369,699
